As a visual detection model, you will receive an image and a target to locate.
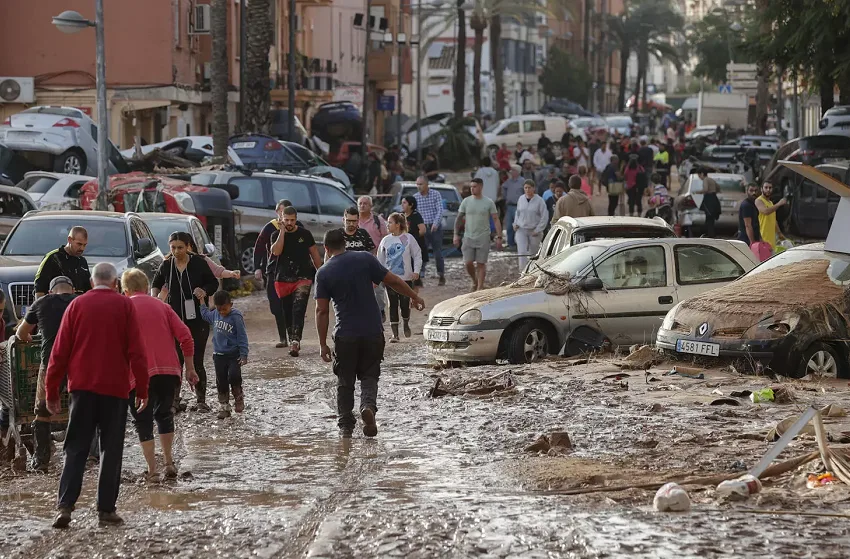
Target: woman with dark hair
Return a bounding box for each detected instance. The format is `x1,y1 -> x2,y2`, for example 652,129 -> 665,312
401,195 -> 426,290
179,236 -> 241,280
151,231 -> 219,412
623,154 -> 645,217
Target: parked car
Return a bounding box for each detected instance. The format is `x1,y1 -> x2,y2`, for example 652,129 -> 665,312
737,135 -> 782,150
14,171 -> 93,209
138,213 -> 222,266
568,116 -> 609,143
0,211 -> 164,337
119,136 -> 217,163
324,141 -> 387,169
424,237 -> 759,364
0,106 -> 128,176
483,115 -> 568,152
818,105 -> 850,137
604,114 -> 635,137
0,142 -> 35,184
189,170 -> 357,274
686,125 -> 719,141
0,186 -> 36,240
764,135 -> 850,194
269,109 -> 312,148
675,172 -> 746,233
381,182 -> 461,243
657,243 -> 850,378
523,215 -> 675,273
700,144 -> 775,173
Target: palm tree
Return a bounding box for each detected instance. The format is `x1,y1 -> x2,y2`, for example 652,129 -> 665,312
454,0 -> 468,119
470,13 -> 487,118
607,13 -> 634,112
243,0 -> 274,133
210,0 -> 229,159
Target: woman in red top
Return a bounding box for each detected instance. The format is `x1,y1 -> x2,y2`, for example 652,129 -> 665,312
123,268 -> 197,480
623,155 -> 645,217
496,143 -> 512,171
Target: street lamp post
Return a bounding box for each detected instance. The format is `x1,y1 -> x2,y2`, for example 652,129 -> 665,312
52,4 -> 108,211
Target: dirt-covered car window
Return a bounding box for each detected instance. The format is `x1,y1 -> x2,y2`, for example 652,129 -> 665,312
539,243 -> 608,276
674,245 -> 744,285
595,246 -> 667,289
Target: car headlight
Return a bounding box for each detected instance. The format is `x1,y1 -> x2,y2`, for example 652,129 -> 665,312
661,303 -> 681,331
173,192 -> 196,213
744,315 -> 800,340
457,309 -> 482,326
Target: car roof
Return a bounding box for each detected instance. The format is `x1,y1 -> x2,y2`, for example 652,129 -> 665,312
23,210 -> 131,221
23,171 -> 95,181
693,173 -> 746,180
0,185 -> 34,199
137,213 -> 197,222
555,215 -> 670,228
580,237 -> 746,250
398,182 -> 458,191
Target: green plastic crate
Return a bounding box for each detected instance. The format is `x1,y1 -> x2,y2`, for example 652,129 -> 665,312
12,337 -> 69,425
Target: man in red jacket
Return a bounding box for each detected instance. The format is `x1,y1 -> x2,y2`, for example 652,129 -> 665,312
46,262 -> 149,529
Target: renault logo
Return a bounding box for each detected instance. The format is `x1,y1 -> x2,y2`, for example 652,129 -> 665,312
698,322 -> 709,337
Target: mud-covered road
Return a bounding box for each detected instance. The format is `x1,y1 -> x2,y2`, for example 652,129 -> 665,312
3,254 -> 850,558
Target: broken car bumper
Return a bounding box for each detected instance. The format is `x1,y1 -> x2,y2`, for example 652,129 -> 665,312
423,326 -> 503,363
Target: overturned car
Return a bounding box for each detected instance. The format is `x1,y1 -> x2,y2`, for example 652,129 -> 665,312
656,243 -> 850,378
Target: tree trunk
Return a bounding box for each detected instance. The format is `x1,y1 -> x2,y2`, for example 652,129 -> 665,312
471,16 -> 486,120
639,49 -> 649,116
244,0 -> 274,134
491,16 -> 505,120
453,0 -> 467,119
617,45 -> 630,112
633,51 -> 644,116
211,0 -> 229,159
754,0 -> 770,134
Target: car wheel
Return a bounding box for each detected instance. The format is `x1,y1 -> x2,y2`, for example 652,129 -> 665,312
55,151 -> 84,175
507,320 -> 551,364
798,342 -> 843,378
240,236 -> 258,275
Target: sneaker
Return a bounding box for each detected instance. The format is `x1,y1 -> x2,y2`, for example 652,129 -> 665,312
98,511 -> 124,526
275,341 -> 288,348
217,404 -> 232,420
164,463 -> 178,480
53,508 -> 72,529
389,336 -> 399,344
438,276 -> 446,286
361,408 -> 378,438
289,341 -> 300,357
403,321 -> 412,338
196,402 -> 211,413
339,427 -> 354,439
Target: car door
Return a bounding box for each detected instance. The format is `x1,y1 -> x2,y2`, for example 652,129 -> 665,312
577,244 -> 675,346
314,182 -> 356,240
673,244 -> 747,302
129,217 -> 164,280
60,178 -> 88,208
522,118 -> 545,145
498,121 -> 521,146
228,176 -> 275,239
269,177 -> 321,237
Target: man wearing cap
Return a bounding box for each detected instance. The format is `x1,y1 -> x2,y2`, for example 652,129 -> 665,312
35,226 -> 93,298
16,276 -> 77,472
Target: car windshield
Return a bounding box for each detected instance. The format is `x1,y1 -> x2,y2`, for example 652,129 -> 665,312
141,218 -> 189,252
3,219 -> 128,257
690,176 -> 745,193
484,121 -> 503,133
606,117 -> 632,127
22,177 -> 57,194
228,137 -> 304,171
538,243 -> 610,276
573,226 -> 674,243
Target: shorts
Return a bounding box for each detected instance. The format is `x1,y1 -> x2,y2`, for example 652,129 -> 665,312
461,237 -> 490,264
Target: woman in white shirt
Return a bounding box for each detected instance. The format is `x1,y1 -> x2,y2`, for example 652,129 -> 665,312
378,213 -> 423,342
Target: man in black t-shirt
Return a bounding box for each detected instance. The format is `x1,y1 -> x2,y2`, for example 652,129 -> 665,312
17,276 -> 76,472
34,226 -> 92,297
271,206 -> 322,357
341,206 -> 376,253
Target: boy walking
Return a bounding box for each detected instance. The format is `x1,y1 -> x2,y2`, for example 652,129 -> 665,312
201,291 -> 249,419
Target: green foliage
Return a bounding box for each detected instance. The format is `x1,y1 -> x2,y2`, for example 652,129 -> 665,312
689,12 -> 756,85
434,117 -> 480,170
539,47 -> 593,105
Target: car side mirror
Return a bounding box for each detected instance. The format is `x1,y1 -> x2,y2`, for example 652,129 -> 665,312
135,238 -> 155,258
204,243 -> 216,257
580,277 -> 604,291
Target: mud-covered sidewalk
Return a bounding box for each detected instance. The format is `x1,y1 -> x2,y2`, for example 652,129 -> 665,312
2,254 -> 850,558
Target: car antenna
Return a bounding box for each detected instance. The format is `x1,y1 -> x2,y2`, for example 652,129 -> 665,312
590,255 -> 600,278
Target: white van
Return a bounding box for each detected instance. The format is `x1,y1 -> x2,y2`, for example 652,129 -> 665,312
483,115 -> 568,151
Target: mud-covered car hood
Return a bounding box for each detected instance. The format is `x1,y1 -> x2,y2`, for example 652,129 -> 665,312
429,283 -> 542,319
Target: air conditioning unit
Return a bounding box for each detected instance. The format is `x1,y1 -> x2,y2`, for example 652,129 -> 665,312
0,78 -> 35,104
191,4 -> 211,34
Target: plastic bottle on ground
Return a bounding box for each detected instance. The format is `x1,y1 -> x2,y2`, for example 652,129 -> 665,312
654,482 -> 691,511
716,474 -> 762,498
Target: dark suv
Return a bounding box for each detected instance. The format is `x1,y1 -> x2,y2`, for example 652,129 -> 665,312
0,210 -> 164,337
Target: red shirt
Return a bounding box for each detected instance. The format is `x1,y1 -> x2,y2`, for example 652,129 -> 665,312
128,294 -> 193,388
46,287 -> 149,401
496,148 -> 512,170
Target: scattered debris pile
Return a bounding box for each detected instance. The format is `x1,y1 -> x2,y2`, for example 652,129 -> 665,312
428,371 -> 515,398
616,345 -> 662,370
525,431 -> 573,455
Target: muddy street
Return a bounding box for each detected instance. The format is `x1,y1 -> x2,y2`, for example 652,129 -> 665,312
3,253 -> 850,558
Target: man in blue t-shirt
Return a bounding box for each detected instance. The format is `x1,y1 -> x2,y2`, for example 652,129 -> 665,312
314,229 -> 424,438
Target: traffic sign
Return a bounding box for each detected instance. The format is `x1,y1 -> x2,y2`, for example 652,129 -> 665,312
377,94 -> 395,111
719,84 -> 732,93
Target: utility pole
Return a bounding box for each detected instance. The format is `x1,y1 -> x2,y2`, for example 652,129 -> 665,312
239,0 -> 247,130
94,0 -> 108,210
362,0 -> 372,158
777,68 -> 784,135
522,23 -> 528,114
396,1 -> 404,147
416,0 -> 422,170
288,0 -> 296,144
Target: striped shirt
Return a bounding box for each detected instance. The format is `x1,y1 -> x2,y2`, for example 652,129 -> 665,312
414,189 -> 444,226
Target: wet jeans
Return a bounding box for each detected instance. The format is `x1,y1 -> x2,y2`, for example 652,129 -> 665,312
332,335 -> 385,429
387,281 -> 413,324
178,320 -> 210,403
281,283 -> 312,343
422,226 -> 444,277
58,390 -> 127,513
213,352 -> 243,397
266,276 -> 288,343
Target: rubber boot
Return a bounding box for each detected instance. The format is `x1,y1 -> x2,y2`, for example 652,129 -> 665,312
232,386 -> 245,413
390,323 -> 399,343
217,393 -> 231,420
403,319 -> 411,338
31,420 -> 52,473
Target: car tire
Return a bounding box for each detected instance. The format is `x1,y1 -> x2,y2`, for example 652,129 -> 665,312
506,319 -> 552,364
797,342 -> 844,379
240,235 -> 258,275
54,150 -> 85,175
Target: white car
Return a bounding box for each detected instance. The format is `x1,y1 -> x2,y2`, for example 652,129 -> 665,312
120,135 -> 217,162
0,106 -> 128,176
14,171 -> 94,209
484,115 -> 568,151
818,106 -> 850,137
604,114 -> 634,137
424,237 -> 759,364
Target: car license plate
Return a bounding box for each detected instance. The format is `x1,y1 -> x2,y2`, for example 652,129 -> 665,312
676,339 -> 720,357
427,329 -> 449,342
232,141 -> 256,149
721,200 -> 736,208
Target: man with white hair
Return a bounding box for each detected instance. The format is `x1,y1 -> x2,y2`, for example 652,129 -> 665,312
46,262 -> 149,529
